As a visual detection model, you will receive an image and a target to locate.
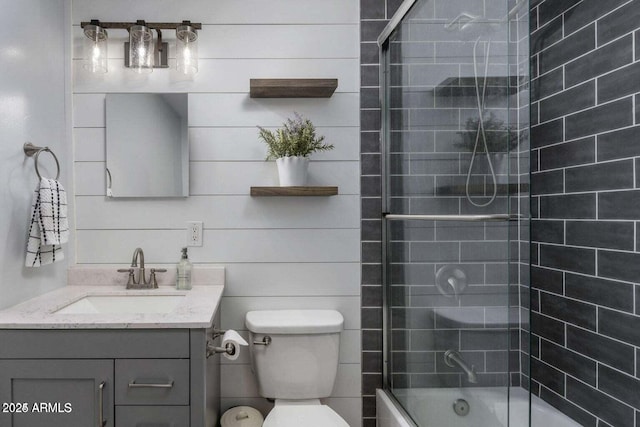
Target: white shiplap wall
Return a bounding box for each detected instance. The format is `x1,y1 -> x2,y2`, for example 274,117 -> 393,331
71,1 -> 361,425
0,0 -> 70,310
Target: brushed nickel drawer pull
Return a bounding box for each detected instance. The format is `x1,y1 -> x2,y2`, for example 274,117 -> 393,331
98,381 -> 106,427
128,380 -> 174,388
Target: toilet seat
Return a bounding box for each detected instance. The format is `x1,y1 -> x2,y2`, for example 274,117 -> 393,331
263,403 -> 349,427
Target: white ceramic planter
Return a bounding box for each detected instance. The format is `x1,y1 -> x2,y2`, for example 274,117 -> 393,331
276,156 -> 310,186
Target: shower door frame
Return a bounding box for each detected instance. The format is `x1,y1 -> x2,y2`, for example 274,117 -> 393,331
377,0 -> 529,423
377,0 -> 418,392
377,4 -> 418,424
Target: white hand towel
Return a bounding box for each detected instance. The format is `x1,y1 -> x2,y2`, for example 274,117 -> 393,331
25,178 -> 69,267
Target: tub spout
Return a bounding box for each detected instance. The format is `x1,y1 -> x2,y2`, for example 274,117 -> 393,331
444,350 -> 477,383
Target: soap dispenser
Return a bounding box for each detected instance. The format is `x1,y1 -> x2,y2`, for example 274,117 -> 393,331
176,247 -> 192,290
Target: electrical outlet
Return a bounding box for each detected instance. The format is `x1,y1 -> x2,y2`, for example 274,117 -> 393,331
187,221 -> 203,247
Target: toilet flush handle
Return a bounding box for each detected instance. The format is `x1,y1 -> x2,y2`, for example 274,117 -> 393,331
253,336 -> 272,346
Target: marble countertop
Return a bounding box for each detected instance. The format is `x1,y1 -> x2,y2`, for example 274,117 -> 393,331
0,266 -> 225,329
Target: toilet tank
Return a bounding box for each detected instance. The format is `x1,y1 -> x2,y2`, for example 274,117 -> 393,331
245,310 -> 344,399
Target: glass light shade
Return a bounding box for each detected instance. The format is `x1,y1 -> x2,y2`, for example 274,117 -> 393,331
176,25 -> 198,75
83,24 -> 108,73
129,25 -> 153,73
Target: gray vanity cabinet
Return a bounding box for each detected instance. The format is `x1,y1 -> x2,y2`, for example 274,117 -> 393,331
0,359 -> 114,427
0,329 -> 219,427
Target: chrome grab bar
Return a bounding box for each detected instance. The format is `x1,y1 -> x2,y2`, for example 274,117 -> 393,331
383,213 -> 522,222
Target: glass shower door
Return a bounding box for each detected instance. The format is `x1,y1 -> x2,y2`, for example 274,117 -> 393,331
380,0 -> 529,425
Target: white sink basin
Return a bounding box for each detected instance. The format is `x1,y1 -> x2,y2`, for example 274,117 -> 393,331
54,294 -> 186,315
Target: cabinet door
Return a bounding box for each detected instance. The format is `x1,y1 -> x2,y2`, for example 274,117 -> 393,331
0,359 -> 114,427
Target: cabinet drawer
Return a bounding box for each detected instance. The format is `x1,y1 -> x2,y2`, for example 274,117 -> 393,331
115,359 -> 189,405
0,330 -> 189,359
116,405 -> 189,427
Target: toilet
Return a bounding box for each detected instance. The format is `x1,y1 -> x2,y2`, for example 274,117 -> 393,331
245,309 -> 349,427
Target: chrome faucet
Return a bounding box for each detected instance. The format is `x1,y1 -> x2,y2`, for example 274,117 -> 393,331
444,350 -> 478,383
131,247 -> 146,285
117,248 -> 166,289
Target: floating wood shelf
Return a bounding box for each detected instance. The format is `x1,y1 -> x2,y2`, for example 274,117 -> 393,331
250,186 -> 339,197
250,79 -> 338,98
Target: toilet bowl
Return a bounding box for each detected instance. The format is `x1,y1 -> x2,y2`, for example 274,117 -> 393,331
245,309 -> 348,427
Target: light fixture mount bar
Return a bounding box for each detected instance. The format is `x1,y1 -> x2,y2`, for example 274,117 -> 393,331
81,21 -> 202,31
124,40 -> 169,69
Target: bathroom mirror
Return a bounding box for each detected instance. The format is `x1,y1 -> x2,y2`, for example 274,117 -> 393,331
106,93 -> 189,198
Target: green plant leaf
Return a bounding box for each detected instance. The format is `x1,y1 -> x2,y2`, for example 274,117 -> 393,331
257,112 -> 334,160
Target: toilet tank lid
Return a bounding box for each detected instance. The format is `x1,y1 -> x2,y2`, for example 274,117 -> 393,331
245,310 -> 344,334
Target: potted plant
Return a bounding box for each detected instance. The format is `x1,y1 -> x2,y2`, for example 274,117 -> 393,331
258,112 -> 334,186
457,111 -> 520,154
456,112 -> 521,182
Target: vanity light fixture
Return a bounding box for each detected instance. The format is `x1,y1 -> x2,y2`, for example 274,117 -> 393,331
127,23 -> 154,73
82,21 -> 108,73
176,23 -> 199,75
80,20 -> 202,75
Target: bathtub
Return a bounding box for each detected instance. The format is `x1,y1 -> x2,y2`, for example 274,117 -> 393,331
377,387 -> 581,427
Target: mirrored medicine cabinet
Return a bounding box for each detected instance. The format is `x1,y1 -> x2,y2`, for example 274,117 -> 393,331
105,93 -> 189,198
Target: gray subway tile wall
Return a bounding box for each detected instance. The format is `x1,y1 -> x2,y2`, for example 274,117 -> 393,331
530,0 -> 640,425
360,1 -> 398,425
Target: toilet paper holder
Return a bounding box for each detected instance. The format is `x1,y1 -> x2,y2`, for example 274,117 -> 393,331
206,341 -> 236,358
206,328 -> 247,359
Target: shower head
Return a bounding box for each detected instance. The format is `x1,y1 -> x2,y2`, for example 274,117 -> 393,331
444,0 -> 528,38
444,13 -> 502,40
444,12 -> 481,31
444,12 -> 479,31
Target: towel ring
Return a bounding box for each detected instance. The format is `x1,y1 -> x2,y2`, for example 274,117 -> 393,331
24,142 -> 60,180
